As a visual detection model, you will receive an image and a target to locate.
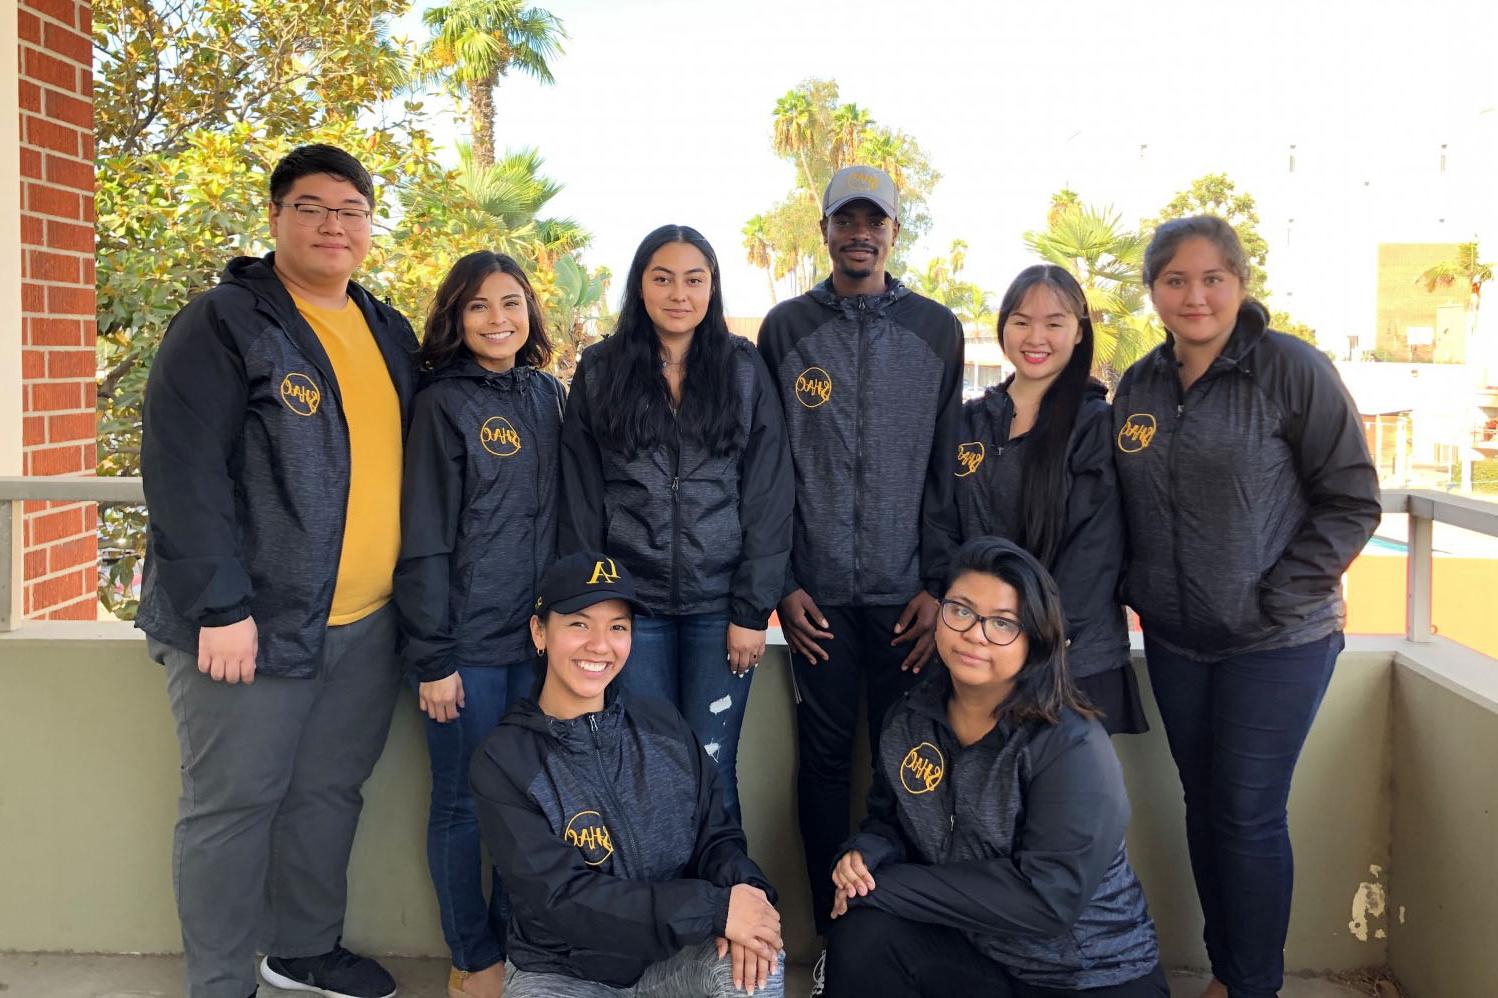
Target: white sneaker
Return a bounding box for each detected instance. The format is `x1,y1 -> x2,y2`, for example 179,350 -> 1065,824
809,949 -> 826,997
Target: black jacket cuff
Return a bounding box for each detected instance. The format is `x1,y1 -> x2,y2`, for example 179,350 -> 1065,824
197,604 -> 251,628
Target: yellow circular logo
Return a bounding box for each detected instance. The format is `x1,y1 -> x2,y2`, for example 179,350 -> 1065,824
1116,413 -> 1158,454
279,372 -> 321,416
794,367 -> 833,409
563,810 -> 615,867
899,741 -> 945,794
955,441 -> 986,478
480,416 -> 522,457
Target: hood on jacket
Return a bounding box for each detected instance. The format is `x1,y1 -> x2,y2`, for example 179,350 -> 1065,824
807,275 -> 913,315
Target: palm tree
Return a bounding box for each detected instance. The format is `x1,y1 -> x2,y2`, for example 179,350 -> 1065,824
742,214 -> 779,305
423,0 -> 565,168
772,90 -> 818,193
1419,241 -> 1494,306
829,103 -> 871,170
406,144 -> 587,266
856,129 -> 912,189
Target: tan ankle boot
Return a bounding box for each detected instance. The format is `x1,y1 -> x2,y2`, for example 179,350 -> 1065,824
448,961 -> 505,998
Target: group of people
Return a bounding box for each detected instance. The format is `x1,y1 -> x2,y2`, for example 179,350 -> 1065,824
137,143 -> 1382,998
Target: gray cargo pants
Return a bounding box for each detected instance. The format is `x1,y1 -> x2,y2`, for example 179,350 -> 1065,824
504,940 -> 786,998
151,604 -> 402,998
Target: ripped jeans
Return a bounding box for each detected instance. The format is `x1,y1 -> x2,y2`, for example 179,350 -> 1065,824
617,611 -> 753,822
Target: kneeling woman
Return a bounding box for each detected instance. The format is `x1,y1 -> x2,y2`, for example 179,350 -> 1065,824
471,552 -> 786,998
824,537 -> 1167,997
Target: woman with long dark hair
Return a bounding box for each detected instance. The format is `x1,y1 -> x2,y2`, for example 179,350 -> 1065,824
471,551 -> 785,998
954,265 -> 1143,734
394,250 -> 564,998
821,537 -> 1167,997
1113,216 -> 1380,998
558,225 -> 793,820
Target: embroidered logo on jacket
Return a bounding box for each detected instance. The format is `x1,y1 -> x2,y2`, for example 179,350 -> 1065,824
956,441 -> 985,477
1116,413 -> 1158,454
479,415 -> 522,457
564,810 -> 615,866
794,367 -> 832,408
588,557 -> 621,585
279,372 -> 321,416
899,741 -> 945,794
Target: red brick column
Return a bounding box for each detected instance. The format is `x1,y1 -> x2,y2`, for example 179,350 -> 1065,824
18,0 -> 97,619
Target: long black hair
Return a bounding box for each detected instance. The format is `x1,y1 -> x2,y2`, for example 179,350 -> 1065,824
419,250 -> 552,372
944,536 -> 1096,725
996,265 -> 1095,568
590,225 -> 743,457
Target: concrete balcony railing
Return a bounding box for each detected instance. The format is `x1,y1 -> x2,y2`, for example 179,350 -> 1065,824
1,480 -> 1497,996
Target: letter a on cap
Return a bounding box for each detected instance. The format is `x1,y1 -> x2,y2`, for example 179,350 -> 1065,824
588,558 -> 620,585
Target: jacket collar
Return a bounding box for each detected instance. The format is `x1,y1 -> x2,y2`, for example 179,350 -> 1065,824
502,681 -> 627,754
433,355 -> 538,390
903,668 -> 1019,746
808,274 -> 912,318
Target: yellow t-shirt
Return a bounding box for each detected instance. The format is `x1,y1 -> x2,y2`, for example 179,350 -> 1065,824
292,294 -> 403,626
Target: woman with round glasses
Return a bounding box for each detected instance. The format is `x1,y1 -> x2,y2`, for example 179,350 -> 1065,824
820,537 -> 1167,997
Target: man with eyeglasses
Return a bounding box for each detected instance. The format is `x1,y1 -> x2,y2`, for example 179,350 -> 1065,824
755,164 -> 964,995
137,144 -> 418,998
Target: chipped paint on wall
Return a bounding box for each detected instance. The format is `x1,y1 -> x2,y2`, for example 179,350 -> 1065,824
1350,864 -> 1389,942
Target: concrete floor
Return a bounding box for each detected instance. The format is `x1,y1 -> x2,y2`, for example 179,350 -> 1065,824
0,953 -> 1378,997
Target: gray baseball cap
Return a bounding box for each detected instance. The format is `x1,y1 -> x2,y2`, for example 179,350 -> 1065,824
822,165 -> 899,220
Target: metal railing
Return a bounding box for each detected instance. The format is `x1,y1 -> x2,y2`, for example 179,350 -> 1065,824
3,477 -> 1498,646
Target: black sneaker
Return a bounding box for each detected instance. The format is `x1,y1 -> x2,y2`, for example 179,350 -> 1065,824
259,943 -> 396,998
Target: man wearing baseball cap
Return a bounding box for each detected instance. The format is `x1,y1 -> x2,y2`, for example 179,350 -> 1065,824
756,165 -> 964,991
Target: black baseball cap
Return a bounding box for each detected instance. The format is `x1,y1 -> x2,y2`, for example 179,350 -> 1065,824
534,552 -> 648,615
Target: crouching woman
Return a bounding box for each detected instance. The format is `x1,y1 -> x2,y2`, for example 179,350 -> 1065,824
824,537 -> 1167,997
471,551 -> 786,997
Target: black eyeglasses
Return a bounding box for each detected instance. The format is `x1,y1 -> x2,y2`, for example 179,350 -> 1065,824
273,201 -> 374,231
938,599 -> 1023,646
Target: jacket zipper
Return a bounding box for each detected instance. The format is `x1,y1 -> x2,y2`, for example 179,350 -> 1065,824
670,408 -> 683,612
588,714 -> 643,874
852,296 -> 867,598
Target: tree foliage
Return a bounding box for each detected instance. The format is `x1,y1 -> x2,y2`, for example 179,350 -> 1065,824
903,240 -> 996,337
745,79 -> 939,299
94,0 -> 597,616
1149,173 -> 1271,298
420,0 -> 566,168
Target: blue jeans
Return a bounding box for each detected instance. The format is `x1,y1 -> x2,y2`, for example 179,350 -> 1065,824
616,612 -> 752,821
417,660 -> 535,972
1145,632 -> 1342,998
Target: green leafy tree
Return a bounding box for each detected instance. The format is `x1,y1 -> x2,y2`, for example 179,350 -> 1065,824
748,79 -> 940,299
420,0 -> 566,168
95,0 -> 586,616
541,255 -> 612,381
904,240 -> 996,338
1149,173 -> 1270,298
1418,240 -> 1494,306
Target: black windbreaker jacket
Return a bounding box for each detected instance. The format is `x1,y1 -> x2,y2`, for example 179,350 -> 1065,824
471,690 -> 775,988
1112,302 -> 1380,660
842,671 -> 1159,989
394,361 -> 564,681
756,277 -> 964,606
954,381 -> 1130,679
557,336 -> 793,628
136,254 -> 419,676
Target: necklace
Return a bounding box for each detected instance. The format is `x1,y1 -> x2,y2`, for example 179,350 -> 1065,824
660,357 -> 686,369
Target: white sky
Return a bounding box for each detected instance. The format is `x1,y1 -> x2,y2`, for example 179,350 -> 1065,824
392,0 -> 1498,344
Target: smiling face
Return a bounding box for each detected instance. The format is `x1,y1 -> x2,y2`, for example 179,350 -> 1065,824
266,172 -> 372,290
1000,283 -> 1083,389
1148,236 -> 1247,352
531,599 -> 634,716
462,270 -> 530,373
935,571 -> 1028,702
641,241 -> 713,340
820,200 -> 899,294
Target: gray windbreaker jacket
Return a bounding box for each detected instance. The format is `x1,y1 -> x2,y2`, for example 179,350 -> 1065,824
1112,302 -> 1380,660
842,670 -> 1160,988
757,278 -> 964,605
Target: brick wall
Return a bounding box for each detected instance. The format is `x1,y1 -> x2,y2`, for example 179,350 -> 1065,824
18,0 -> 97,619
